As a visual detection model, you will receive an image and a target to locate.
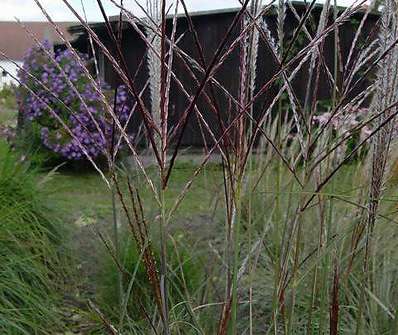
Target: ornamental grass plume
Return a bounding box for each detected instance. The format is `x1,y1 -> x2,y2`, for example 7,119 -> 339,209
5,0 -> 398,333
363,0 -> 398,291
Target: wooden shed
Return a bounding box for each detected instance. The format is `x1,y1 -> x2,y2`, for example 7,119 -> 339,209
66,3 -> 379,148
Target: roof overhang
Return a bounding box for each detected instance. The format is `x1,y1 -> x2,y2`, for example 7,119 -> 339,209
67,1 -> 379,36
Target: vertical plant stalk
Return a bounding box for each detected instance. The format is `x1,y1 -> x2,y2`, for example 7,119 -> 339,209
365,0 -> 398,288
356,1 -> 398,332
146,0 -> 162,143
329,258 -> 340,335
80,0 -> 100,79
241,1 -> 262,334
111,3 -> 125,310
158,0 -> 169,330
219,2 -> 263,333
110,87 -> 123,308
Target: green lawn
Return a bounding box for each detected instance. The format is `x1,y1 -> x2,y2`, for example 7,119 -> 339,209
46,160 -> 224,229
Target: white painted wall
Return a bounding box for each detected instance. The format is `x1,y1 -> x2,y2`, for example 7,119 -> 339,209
0,60 -> 22,88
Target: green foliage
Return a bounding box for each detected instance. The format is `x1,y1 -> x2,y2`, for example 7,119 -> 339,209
0,85 -> 17,129
0,140 -> 65,334
236,161 -> 398,334
97,234 -> 203,331
37,154 -> 398,334
0,85 -> 17,111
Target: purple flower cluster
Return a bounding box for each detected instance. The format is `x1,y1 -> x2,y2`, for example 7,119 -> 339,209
115,85 -> 130,123
18,41 -> 131,160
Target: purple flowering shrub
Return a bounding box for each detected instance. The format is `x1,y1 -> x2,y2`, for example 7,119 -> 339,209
18,41 -> 130,161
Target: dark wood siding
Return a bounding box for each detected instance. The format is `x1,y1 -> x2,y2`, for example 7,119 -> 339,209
72,5 -> 379,147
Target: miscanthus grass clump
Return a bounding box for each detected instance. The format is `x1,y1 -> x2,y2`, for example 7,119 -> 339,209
0,140 -> 66,333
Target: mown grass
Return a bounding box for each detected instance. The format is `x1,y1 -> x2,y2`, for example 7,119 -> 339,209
47,159 -> 223,224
